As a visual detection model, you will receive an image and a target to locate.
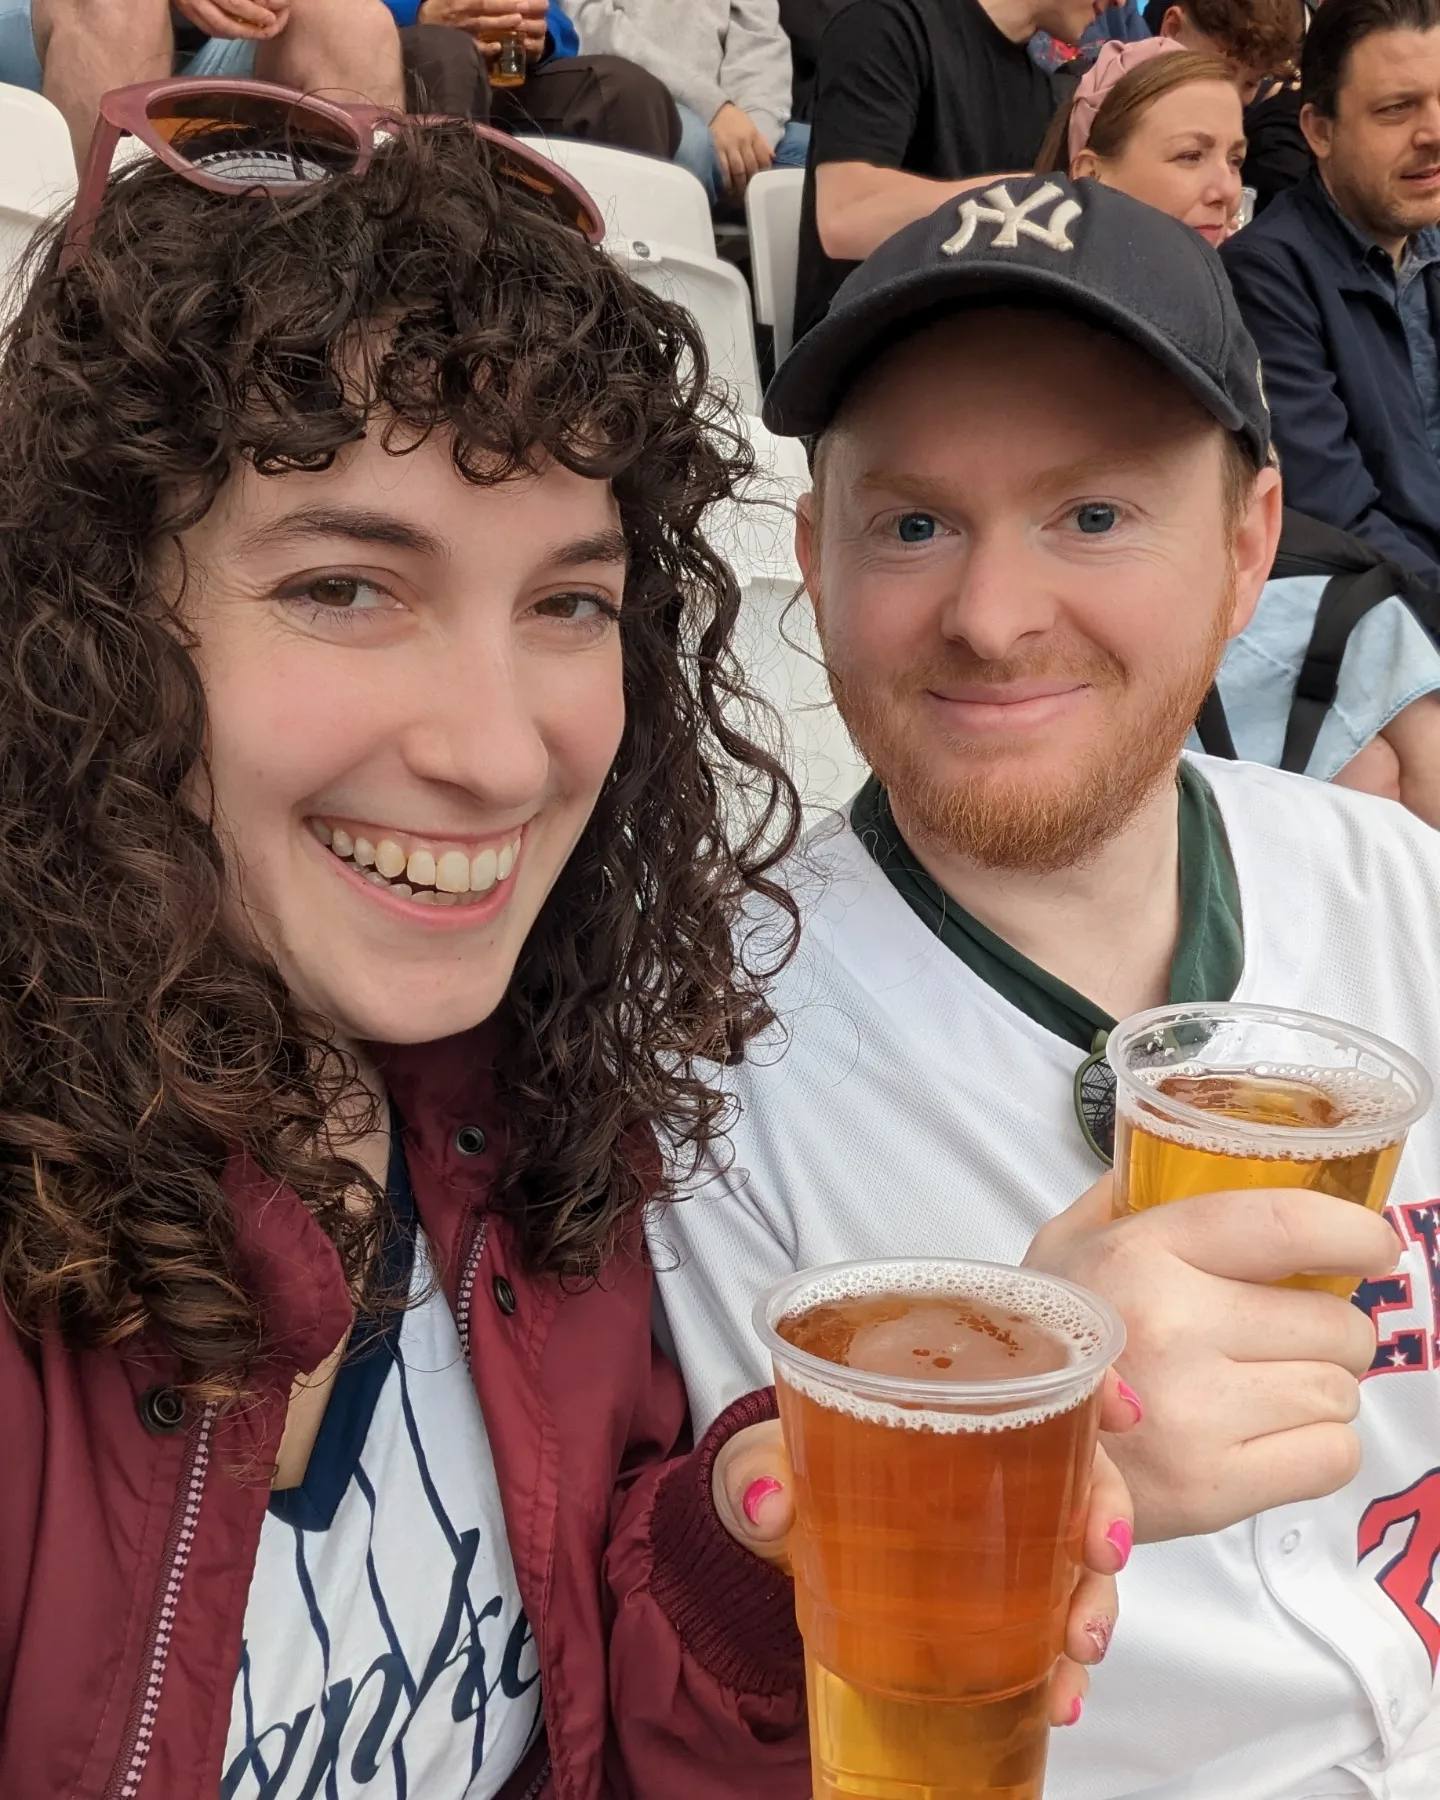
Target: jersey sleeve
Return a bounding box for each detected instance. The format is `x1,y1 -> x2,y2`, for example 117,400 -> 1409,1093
810,0 -> 928,171
649,1152 -> 800,1435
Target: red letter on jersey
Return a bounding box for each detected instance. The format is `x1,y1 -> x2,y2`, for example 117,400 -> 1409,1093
1358,1470 -> 1440,1672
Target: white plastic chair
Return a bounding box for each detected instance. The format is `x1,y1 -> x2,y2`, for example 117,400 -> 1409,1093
707,417 -> 865,815
608,236 -> 761,414
745,167 -> 805,363
516,135 -> 715,256
0,83 -> 75,313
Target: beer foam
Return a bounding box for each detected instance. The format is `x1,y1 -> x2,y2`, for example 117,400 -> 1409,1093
772,1263 -> 1108,1435
1126,1063 -> 1408,1158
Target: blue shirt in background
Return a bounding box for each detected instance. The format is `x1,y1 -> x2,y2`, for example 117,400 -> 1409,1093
378,0 -> 578,60
1319,182 -> 1440,470
1029,0 -> 1149,73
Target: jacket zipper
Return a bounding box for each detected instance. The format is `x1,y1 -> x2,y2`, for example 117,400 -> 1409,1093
517,1759 -> 552,1800
456,1207 -> 553,1800
457,1206 -> 552,1800
455,1209 -> 488,1363
102,1400 -> 218,1800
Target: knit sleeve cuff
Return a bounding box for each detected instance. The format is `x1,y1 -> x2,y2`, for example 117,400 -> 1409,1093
648,1387 -> 806,1699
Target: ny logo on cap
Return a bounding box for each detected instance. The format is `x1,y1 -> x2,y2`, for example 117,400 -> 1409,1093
941,182 -> 1082,257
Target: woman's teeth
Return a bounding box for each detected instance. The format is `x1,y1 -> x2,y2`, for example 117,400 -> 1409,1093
308,819 -> 520,906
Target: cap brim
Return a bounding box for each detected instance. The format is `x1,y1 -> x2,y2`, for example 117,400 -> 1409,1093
762,259 -> 1248,444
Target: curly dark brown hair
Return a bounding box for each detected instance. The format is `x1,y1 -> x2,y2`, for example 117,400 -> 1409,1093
1177,0 -> 1303,74
0,122 -> 799,1397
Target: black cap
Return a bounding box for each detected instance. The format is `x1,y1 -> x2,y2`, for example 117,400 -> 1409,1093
763,175 -> 1269,464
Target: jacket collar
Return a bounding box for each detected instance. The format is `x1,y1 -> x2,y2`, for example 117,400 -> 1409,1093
221,1026 -> 501,1377
1292,166 -> 1440,297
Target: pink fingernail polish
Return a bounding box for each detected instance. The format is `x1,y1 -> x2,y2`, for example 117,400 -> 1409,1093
1116,1379 -> 1144,1422
1064,1695 -> 1084,1727
1106,1519 -> 1133,1568
742,1476 -> 784,1525
1085,1617 -> 1114,1660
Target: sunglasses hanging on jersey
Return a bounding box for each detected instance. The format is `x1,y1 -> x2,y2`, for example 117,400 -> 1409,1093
1074,1028 -> 1117,1167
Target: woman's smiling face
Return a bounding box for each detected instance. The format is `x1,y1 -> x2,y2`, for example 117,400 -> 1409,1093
175,431 -> 628,1049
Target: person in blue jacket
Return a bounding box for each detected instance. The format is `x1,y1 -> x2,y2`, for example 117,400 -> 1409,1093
1223,0 -> 1440,589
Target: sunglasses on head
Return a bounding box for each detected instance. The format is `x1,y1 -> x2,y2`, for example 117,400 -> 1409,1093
58,78 -> 607,275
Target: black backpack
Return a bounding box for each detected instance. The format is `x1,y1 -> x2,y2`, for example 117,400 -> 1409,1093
1195,509 -> 1440,773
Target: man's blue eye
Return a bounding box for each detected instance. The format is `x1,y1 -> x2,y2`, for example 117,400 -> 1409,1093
1075,504 -> 1118,534
896,514 -> 937,543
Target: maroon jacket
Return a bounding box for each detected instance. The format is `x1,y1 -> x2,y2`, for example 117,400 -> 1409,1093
0,1033 -> 809,1799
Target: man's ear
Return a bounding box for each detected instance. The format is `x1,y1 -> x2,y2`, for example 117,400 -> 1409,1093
1159,6 -> 1187,42
1300,102 -> 1333,162
1227,462 -> 1283,641
795,489 -> 820,618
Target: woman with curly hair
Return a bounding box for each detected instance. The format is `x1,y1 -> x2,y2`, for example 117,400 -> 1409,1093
0,91 -> 1130,1800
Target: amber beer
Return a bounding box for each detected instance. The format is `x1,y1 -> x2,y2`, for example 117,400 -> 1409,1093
756,1260 -> 1124,1800
491,31 -> 527,87
1109,1004 -> 1431,1297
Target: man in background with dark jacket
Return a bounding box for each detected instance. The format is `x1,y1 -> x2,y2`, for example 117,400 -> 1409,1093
1223,0 -> 1440,587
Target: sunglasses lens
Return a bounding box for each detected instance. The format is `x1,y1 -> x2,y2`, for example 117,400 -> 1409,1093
144,92 -> 360,186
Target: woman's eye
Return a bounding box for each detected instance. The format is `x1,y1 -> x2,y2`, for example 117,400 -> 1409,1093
284,575 -> 389,611
534,590 -> 617,623
894,513 -> 938,544
1073,503 -> 1119,535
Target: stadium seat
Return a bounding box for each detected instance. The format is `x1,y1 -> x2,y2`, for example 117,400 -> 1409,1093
745,167 -> 804,363
0,83 -> 75,315
515,135 -> 715,256
709,417 -> 865,814
608,235 -> 762,415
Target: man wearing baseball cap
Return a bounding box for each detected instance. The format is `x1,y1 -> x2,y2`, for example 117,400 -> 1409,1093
653,176 -> 1440,1796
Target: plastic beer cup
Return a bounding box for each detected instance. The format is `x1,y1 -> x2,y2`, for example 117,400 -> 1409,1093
1109,1002 -> 1431,1296
755,1258 -> 1125,1800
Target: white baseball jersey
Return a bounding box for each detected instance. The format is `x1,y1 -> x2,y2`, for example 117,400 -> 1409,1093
649,755 -> 1440,1800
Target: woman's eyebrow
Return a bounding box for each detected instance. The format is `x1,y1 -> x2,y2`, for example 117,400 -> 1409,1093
233,506 -> 452,560
546,528 -> 630,569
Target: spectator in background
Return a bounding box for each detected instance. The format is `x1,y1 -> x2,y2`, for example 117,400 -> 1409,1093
561,0 -> 805,204
1142,0 -> 1303,99
1037,38 -> 1247,244
1139,0 -> 1309,204
779,0 -> 840,122
794,0 -> 1105,340
1029,0 -> 1148,76
4,0 -> 403,159
1223,0 -> 1440,589
391,0 -> 680,154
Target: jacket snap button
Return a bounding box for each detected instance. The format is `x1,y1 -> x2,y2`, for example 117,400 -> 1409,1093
454,1124 -> 487,1157
138,1384 -> 186,1434
492,1274 -> 517,1316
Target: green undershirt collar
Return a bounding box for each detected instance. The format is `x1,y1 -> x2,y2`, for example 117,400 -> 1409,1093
850,762 -> 1244,1054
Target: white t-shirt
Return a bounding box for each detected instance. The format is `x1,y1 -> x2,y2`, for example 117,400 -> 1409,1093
650,756 -> 1440,1800
222,1162 -> 540,1800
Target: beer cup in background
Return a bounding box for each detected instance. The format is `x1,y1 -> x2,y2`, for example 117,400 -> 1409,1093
755,1259 -> 1124,1800
1109,1002 -> 1432,1296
